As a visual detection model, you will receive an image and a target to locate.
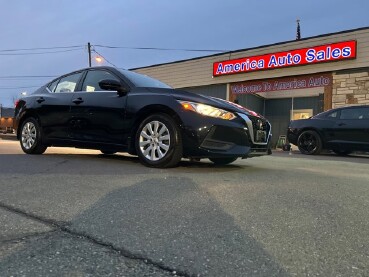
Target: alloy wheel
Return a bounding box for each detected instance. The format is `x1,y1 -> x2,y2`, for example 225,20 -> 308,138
21,122 -> 37,150
139,120 -> 170,161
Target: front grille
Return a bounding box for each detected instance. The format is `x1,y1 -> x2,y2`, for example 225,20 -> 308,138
247,115 -> 270,143
201,140 -> 233,150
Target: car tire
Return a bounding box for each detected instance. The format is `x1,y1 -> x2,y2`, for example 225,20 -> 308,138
135,113 -> 182,168
209,157 -> 238,165
333,149 -> 352,156
20,117 -> 47,155
297,130 -> 322,155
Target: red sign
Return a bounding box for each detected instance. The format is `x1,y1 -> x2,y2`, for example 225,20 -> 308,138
230,74 -> 332,94
213,40 -> 357,77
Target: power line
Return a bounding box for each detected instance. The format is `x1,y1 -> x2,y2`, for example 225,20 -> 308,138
0,43 -> 230,53
0,85 -> 41,89
93,44 -> 230,53
0,75 -> 56,79
0,45 -> 84,53
92,49 -> 118,68
0,48 -> 84,56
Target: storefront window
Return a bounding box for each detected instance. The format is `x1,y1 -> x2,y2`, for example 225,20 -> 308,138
291,109 -> 313,120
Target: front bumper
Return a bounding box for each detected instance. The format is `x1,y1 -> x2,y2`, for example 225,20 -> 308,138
180,112 -> 272,159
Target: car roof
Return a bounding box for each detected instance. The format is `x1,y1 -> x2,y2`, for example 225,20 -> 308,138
313,105 -> 369,118
48,66 -> 119,84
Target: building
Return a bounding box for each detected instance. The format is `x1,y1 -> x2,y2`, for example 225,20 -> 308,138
0,106 -> 15,133
133,27 -> 369,147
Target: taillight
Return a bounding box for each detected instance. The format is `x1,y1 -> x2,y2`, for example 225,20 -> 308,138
14,99 -> 20,108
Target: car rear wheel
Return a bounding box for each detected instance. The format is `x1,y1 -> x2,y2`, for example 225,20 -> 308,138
20,118 -> 47,155
297,130 -> 322,155
209,157 -> 238,165
135,113 -> 182,168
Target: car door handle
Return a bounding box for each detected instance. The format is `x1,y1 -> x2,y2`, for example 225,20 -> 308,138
338,122 -> 346,126
36,97 -> 45,103
72,97 -> 84,105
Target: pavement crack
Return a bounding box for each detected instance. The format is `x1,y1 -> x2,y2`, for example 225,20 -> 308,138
0,202 -> 189,277
0,230 -> 58,244
0,202 -> 68,228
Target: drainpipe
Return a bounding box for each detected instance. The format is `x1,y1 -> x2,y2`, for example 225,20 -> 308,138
291,97 -> 294,120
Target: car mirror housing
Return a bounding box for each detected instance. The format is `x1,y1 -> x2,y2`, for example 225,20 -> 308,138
99,79 -> 130,95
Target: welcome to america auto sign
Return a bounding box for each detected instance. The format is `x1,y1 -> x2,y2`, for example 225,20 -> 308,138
213,40 -> 357,77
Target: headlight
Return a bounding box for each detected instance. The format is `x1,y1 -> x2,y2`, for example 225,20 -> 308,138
178,100 -> 236,120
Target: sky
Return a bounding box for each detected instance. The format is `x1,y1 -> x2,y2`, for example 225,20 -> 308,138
1,0 -> 369,107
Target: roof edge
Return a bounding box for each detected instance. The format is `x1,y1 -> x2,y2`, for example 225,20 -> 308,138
131,25 -> 369,70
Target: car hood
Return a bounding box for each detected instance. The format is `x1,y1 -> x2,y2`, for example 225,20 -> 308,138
146,87 -> 265,119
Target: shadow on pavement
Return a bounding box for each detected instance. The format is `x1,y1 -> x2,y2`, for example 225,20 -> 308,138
65,176 -> 288,276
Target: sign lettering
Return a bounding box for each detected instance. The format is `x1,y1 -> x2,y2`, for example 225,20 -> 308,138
213,41 -> 356,77
230,74 -> 332,94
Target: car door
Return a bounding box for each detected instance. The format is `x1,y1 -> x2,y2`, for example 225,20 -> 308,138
36,71 -> 83,140
332,107 -> 369,149
69,69 -> 129,144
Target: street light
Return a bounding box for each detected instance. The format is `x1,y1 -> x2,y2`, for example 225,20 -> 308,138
95,56 -> 103,64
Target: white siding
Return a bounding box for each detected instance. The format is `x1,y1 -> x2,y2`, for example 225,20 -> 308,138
134,29 -> 369,89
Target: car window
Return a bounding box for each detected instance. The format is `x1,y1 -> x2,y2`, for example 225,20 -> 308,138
82,70 -> 120,92
48,79 -> 59,93
54,72 -> 83,93
340,108 -> 369,120
361,108 -> 369,119
326,111 -> 338,118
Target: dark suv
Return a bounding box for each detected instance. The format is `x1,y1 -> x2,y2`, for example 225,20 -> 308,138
287,105 -> 369,155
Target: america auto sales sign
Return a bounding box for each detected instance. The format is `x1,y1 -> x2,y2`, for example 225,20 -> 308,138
213,40 -> 357,77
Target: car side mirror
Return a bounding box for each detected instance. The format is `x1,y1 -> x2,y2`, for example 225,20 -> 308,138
99,79 -> 130,95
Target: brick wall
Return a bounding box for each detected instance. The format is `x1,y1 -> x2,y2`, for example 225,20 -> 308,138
332,71 -> 369,108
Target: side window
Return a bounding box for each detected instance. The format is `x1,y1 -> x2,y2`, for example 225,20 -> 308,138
364,108 -> 369,119
340,108 -> 368,120
82,70 -> 120,92
327,111 -> 338,118
48,79 -> 59,93
54,72 -> 83,93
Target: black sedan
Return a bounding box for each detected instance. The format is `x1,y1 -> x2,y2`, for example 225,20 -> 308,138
14,66 -> 272,167
287,105 -> 369,155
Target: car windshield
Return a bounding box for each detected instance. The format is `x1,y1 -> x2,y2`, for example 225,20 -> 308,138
120,69 -> 172,89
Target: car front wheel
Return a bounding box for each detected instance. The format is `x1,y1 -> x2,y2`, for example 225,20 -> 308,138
297,130 -> 322,155
135,113 -> 182,168
20,117 -> 47,154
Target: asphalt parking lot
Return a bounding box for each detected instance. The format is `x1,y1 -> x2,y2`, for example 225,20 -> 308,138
0,137 -> 369,276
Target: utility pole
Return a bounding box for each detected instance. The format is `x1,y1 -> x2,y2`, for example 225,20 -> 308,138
87,42 -> 92,67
